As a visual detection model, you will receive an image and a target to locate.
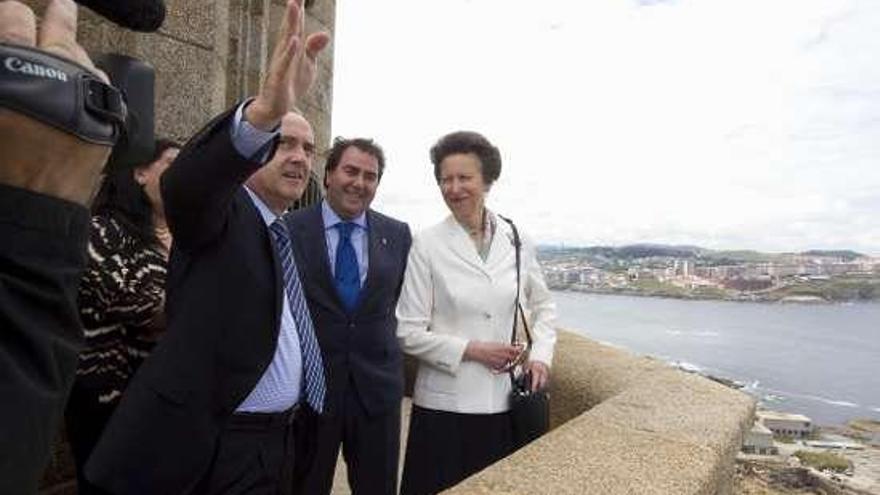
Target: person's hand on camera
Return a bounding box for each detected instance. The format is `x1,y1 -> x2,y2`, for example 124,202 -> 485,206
245,0 -> 329,131
0,0 -> 111,206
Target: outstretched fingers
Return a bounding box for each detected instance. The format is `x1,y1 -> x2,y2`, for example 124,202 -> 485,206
0,1 -> 37,46
254,0 -> 305,120
247,0 -> 329,128
273,0 -> 302,65
304,32 -> 330,61
40,0 -> 78,55
38,0 -> 104,80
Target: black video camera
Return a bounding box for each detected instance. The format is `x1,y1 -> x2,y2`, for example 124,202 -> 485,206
94,53 -> 156,171
0,43 -> 157,172
0,0 -> 165,168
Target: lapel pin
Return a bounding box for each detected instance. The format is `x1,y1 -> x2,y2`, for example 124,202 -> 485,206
381,238 -> 388,246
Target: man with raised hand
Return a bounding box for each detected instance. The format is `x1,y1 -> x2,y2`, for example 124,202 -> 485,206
84,1 -> 331,493
0,1 -> 119,492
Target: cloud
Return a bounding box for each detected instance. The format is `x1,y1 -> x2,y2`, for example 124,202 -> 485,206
634,0 -> 675,7
334,0 -> 880,255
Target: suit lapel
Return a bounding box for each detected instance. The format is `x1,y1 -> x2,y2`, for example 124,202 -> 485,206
485,215 -> 516,273
240,189 -> 284,332
442,215 -> 492,277
292,206 -> 340,310
359,211 -> 385,309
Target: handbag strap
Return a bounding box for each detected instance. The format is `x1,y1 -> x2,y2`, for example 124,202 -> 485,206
498,214 -> 532,387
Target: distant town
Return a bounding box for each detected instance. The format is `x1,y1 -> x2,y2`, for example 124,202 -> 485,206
538,245 -> 880,303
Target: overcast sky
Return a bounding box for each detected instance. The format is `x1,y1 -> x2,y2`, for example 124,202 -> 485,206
330,0 -> 880,256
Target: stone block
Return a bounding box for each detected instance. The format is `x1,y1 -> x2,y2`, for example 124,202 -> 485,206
161,0 -> 223,48
549,331 -> 667,426
598,370 -> 754,454
443,332 -> 754,495
100,34 -> 226,141
448,413 -> 725,495
306,0 -> 336,29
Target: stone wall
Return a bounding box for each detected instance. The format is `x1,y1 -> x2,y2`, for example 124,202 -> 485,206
445,331 -> 756,495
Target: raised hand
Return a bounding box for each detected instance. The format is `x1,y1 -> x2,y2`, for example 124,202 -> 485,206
245,0 -> 330,131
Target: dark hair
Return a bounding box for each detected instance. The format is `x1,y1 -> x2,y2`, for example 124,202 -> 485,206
430,131 -> 502,186
323,137 -> 386,185
92,138 -> 181,246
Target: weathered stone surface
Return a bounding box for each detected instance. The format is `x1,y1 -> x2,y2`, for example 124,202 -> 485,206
146,40 -> 226,140
449,412 -> 725,495
601,370 -> 754,453
441,331 -> 755,495
307,0 -> 336,30
160,0 -> 221,48
548,331 -> 669,426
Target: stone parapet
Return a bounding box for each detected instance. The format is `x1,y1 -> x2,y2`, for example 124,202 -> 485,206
445,331 -> 755,495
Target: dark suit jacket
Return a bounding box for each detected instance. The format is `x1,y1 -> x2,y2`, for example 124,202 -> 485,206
85,108 -> 288,494
285,205 -> 411,417
0,185 -> 89,494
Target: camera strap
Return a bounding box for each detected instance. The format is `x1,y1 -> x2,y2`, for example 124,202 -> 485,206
0,42 -> 126,145
499,214 -> 533,389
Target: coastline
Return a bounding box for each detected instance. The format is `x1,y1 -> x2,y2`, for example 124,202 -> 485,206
550,286 -> 880,304
552,289 -> 879,428
680,365 -> 877,436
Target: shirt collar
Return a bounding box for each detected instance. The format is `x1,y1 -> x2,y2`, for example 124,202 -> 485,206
321,199 -> 368,231
244,186 -> 280,226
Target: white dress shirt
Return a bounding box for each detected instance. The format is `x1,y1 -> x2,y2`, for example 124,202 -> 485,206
227,102 -> 304,413
321,200 -> 369,285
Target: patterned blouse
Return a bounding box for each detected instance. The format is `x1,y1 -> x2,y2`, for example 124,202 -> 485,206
76,214 -> 168,404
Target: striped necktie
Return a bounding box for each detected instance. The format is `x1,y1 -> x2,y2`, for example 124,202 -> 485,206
268,218 -> 326,413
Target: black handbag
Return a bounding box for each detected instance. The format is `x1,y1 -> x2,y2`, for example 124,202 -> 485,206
499,215 -> 550,450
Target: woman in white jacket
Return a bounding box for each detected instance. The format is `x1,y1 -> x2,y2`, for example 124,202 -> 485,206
396,131 -> 558,495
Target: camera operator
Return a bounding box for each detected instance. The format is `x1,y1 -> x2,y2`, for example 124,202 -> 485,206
0,0 -> 119,492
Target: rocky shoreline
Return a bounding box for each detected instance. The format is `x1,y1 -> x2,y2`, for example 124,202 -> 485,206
553,286 -> 878,304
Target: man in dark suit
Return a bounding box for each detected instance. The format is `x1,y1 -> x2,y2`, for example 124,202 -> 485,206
287,137 -> 411,495
84,2 -> 331,493
1,2 -> 116,492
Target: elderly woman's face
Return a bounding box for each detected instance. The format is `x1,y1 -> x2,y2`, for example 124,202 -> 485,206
438,152 -> 486,221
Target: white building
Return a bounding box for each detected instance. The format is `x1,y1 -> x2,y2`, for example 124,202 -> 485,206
742,421 -> 777,455
757,410 -> 813,439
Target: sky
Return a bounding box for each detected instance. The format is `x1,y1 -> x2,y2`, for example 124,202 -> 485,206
330,0 -> 880,256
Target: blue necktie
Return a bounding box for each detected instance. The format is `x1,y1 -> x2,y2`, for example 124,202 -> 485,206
269,218 -> 326,413
334,222 -> 360,312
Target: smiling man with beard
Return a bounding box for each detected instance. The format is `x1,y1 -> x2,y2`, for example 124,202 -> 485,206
285,137 -> 411,495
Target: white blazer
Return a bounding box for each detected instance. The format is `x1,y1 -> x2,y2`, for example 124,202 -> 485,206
396,213 -> 557,414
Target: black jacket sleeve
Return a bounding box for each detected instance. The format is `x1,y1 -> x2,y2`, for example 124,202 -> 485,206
160,106 -> 268,252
